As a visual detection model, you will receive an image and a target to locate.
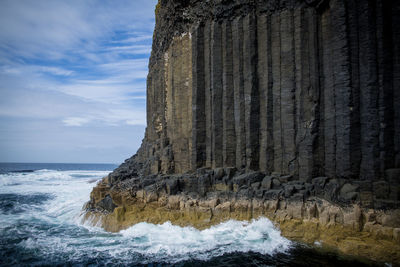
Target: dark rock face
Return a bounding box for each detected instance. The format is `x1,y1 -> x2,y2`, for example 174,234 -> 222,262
96,195 -> 117,213
88,168 -> 386,213
105,0 -> 400,210
126,0 -> 400,184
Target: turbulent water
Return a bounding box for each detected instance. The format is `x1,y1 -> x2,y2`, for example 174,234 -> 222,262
0,163 -> 377,266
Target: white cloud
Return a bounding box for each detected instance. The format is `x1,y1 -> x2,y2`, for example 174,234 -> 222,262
102,108 -> 147,126
63,117 -> 91,127
39,66 -> 74,76
98,58 -> 149,73
0,0 -> 157,60
107,45 -> 152,55
0,66 -> 22,75
115,35 -> 153,44
0,0 -> 157,162
126,119 -> 145,126
0,64 -> 74,78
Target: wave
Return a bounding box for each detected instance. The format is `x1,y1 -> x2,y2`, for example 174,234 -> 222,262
0,169 -> 106,227
0,168 -> 292,265
10,217 -> 291,265
117,218 -> 291,263
0,170 -> 110,187
0,193 -> 53,214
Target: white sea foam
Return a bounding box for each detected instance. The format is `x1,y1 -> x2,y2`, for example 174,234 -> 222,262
0,168 -> 292,264
118,218 -> 291,262
0,169 -> 108,225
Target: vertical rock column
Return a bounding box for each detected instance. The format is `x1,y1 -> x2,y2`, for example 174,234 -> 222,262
271,13 -> 283,174
243,13 -> 260,171
376,0 -> 395,173
204,21 -> 213,168
192,25 -> 207,170
318,0 -> 359,179
346,0 -> 362,179
148,61 -> 168,173
211,22 -> 224,168
320,6 -> 336,178
146,62 -> 166,145
257,14 -> 274,174
330,0 -> 353,179
280,10 -> 297,175
222,21 -> 236,167
358,0 -> 380,180
392,0 -> 400,168
146,73 -> 153,141
307,8 -> 323,179
294,7 -> 320,181
232,17 -> 247,169
165,34 -> 193,173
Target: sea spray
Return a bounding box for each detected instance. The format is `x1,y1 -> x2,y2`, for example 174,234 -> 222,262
118,218 -> 291,263
0,164 -> 374,266
0,166 -> 291,265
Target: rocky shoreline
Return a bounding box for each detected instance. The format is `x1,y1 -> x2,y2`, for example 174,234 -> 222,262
84,0 -> 400,264
84,165 -> 400,264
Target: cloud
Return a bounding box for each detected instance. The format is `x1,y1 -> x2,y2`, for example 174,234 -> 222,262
0,0 -> 157,163
114,35 -> 153,44
0,0 -> 157,61
0,64 -> 74,78
96,58 -> 150,79
101,108 -> 147,126
107,45 -> 152,55
63,117 -> 91,127
0,1 -> 94,60
39,66 -> 74,76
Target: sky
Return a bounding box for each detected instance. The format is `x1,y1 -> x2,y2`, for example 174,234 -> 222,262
0,0 -> 158,164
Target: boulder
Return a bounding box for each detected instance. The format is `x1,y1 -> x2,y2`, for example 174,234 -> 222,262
213,168 -> 225,180
284,185 -> 295,198
96,195 -> 117,213
198,174 -> 212,196
261,176 -> 273,190
251,182 -> 261,190
264,189 -> 283,200
166,178 -> 179,195
272,178 -> 281,188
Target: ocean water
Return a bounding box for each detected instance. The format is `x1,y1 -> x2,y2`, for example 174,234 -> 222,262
0,163 -> 377,267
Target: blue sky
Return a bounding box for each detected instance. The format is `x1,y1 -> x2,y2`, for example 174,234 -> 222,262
0,0 -> 158,164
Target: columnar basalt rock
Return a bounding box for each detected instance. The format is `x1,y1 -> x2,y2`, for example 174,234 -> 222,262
138,0 -> 400,181
86,0 -> 400,264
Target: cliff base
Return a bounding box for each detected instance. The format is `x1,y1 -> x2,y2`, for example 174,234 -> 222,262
84,167 -> 400,264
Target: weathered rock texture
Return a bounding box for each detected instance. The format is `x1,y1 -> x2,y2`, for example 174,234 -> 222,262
85,169 -> 400,263
85,0 -> 400,264
139,0 -> 400,181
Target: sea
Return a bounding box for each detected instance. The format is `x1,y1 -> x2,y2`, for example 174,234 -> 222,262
0,163 -> 379,266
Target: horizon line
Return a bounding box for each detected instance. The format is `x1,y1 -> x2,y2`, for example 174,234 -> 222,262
0,161 -> 120,165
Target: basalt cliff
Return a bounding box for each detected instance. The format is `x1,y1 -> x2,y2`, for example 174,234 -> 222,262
85,0 -> 400,264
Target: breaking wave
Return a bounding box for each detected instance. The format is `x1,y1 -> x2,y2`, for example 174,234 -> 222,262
0,167 -> 291,265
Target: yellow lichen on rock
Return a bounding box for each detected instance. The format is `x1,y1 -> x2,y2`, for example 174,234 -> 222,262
84,179 -> 400,264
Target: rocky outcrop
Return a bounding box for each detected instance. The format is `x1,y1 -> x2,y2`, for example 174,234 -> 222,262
85,169 -> 400,263
140,0 -> 400,181
85,0 -> 400,264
